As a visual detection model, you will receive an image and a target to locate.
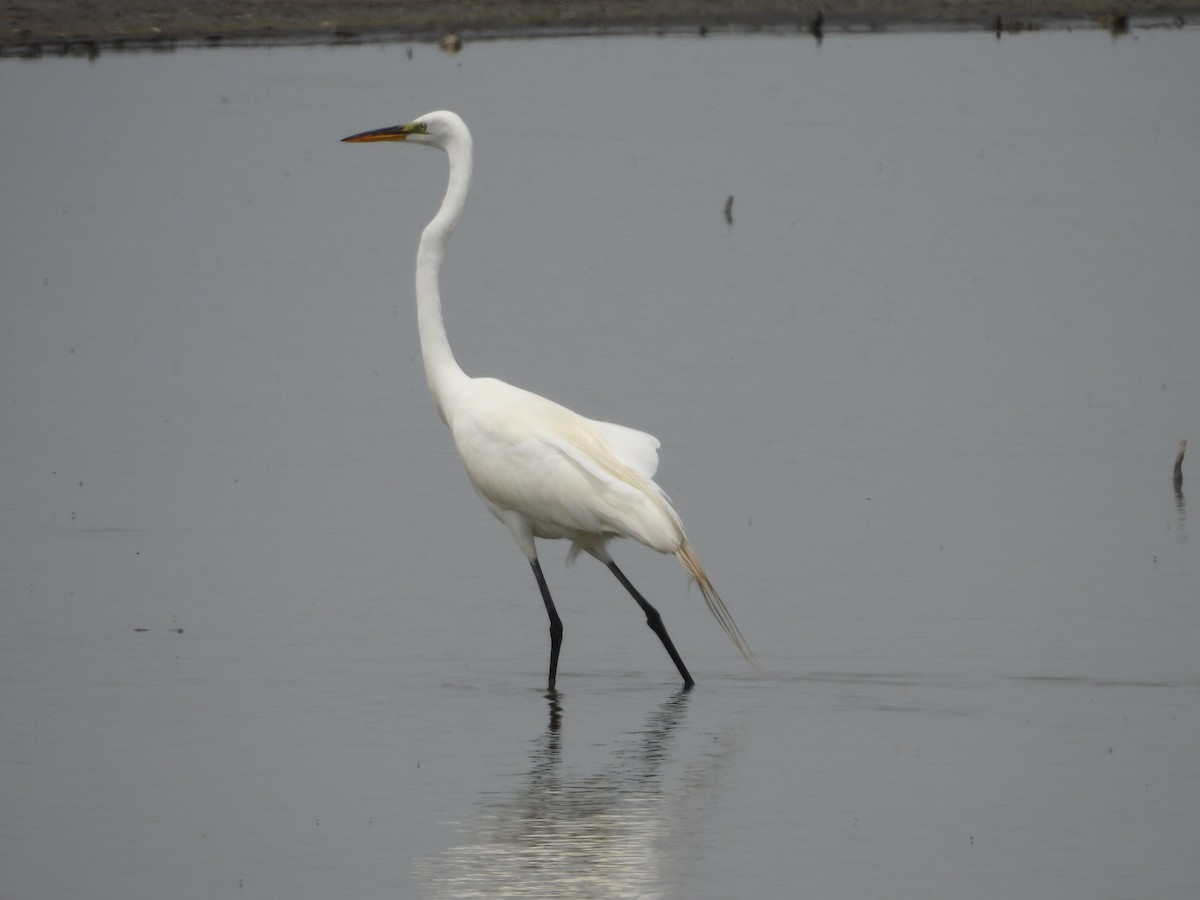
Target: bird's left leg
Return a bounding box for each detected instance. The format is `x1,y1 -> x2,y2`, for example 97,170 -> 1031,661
531,558 -> 564,691
607,561 -> 695,687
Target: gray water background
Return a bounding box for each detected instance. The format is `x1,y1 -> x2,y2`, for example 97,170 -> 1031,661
2,28 -> 1198,899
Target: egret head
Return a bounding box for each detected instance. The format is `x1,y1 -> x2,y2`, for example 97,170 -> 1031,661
341,110 -> 467,150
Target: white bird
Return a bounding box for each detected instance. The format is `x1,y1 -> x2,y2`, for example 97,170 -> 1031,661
342,110 -> 756,689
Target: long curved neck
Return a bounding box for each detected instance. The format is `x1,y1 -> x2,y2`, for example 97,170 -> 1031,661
416,132 -> 473,426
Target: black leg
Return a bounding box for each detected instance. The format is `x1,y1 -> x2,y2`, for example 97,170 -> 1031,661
531,559 -> 563,691
607,561 -> 695,687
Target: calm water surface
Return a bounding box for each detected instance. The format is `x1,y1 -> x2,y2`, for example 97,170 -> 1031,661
2,28 -> 1198,899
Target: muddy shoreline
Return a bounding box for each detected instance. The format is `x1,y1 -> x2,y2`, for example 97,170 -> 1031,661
2,0 -> 1196,57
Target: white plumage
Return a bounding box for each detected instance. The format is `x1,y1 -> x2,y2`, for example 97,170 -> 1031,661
343,110 -> 756,688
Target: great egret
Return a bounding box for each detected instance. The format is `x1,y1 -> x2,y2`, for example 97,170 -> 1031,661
342,110 -> 756,689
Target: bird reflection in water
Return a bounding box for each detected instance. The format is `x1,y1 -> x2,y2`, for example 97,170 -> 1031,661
418,688 -> 693,898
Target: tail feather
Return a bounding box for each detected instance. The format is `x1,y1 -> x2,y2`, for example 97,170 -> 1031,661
676,541 -> 760,673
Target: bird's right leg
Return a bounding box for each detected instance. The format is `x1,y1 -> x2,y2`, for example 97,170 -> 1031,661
607,561 -> 695,688
530,559 -> 564,691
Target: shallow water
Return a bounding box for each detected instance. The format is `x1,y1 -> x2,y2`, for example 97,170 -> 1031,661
2,29 -> 1199,899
